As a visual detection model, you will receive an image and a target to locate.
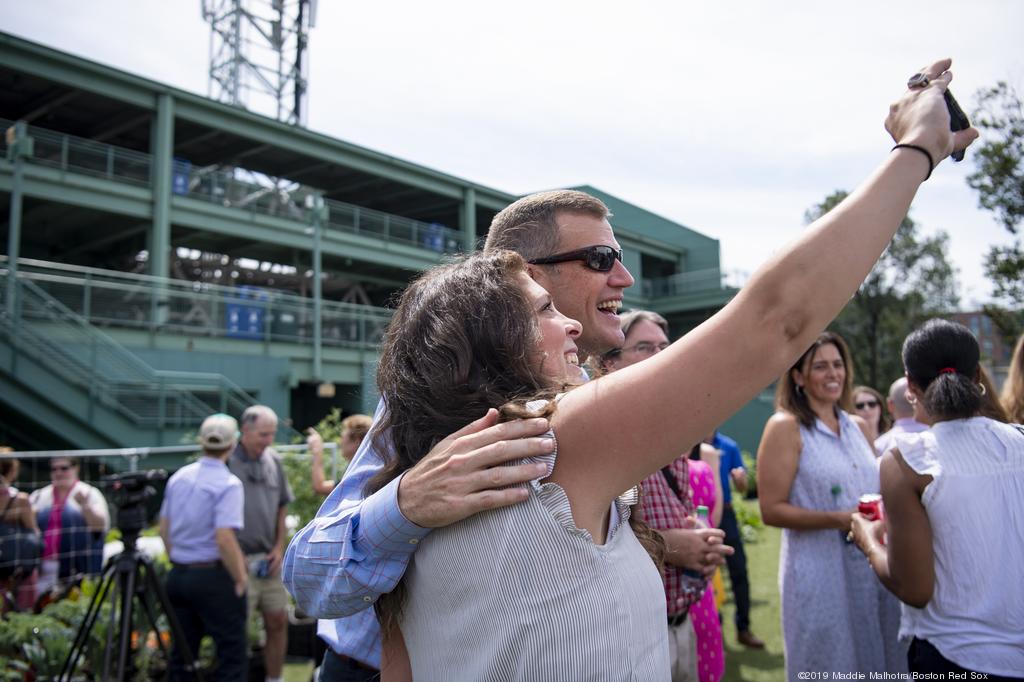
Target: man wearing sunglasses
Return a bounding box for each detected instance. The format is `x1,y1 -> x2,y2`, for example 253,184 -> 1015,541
285,189 -> 732,680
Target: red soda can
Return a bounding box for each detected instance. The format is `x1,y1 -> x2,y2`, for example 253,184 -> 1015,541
858,493 -> 884,522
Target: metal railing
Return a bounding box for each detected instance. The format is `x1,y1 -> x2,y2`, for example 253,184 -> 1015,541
0,117 -> 152,186
182,166 -> 464,253
0,118 -> 465,255
0,268 -> 299,440
641,268 -> 748,299
323,197 -> 463,254
3,257 -> 393,350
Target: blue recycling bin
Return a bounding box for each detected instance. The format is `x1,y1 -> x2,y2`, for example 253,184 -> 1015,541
422,222 -> 444,253
226,286 -> 268,340
172,157 -> 192,196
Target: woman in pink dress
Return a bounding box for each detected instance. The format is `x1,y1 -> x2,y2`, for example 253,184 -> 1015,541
688,444 -> 725,682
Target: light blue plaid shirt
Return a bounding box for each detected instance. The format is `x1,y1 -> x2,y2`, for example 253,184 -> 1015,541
283,399 -> 429,668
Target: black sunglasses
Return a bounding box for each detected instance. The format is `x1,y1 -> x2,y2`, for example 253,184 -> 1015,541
854,400 -> 880,410
528,245 -> 623,272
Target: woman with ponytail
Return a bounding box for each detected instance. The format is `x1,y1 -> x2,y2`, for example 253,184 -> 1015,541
851,319 -> 1024,679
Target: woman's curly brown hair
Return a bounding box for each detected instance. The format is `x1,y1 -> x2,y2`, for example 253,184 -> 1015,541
365,250 -> 662,635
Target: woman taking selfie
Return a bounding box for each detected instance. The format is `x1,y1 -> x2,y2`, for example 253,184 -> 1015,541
370,60 -> 975,679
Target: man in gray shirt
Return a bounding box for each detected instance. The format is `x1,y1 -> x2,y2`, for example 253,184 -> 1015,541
229,405 -> 294,682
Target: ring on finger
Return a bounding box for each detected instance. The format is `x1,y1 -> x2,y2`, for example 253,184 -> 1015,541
907,72 -> 930,89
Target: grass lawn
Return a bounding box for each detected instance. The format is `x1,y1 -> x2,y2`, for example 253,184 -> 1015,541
720,497 -> 786,681
284,659 -> 313,682
285,496 -> 786,682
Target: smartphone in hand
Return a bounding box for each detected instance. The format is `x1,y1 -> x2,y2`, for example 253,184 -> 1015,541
944,89 -> 970,162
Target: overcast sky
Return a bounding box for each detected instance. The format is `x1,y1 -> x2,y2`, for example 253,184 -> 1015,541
5,0 -> 1023,307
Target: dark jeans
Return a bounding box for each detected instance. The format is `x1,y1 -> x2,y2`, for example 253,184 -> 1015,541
720,504 -> 752,631
319,648 -> 379,682
166,564 -> 247,681
908,637 -> 1023,681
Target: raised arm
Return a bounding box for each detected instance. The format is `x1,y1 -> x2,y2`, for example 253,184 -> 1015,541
307,429 -> 337,496
283,403 -> 555,618
10,493 -> 39,533
75,486 -> 110,534
550,60 -> 977,515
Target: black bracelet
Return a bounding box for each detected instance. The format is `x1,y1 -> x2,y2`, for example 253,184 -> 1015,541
891,143 -> 934,181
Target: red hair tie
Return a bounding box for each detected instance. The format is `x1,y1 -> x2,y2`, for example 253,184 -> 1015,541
938,367 -> 956,374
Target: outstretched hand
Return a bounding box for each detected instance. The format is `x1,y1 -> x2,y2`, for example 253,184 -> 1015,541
885,58 -> 979,166
397,409 -> 555,528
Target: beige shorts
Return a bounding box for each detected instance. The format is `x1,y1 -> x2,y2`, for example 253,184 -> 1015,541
246,554 -> 290,614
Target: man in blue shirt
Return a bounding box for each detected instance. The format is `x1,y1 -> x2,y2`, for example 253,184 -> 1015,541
707,430 -> 765,649
160,413 -> 248,680
284,190 -> 731,678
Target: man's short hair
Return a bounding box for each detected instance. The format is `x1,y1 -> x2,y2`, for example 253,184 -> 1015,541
483,190 -> 610,261
240,405 -> 277,428
887,377 -> 914,417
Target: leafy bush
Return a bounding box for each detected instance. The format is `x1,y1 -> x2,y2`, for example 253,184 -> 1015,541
735,499 -> 764,544
283,408 -> 351,533
742,449 -> 758,499
0,601 -> 83,679
0,575 -> 184,680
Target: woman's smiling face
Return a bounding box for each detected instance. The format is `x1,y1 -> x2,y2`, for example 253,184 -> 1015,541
516,271 -> 584,386
795,343 -> 846,404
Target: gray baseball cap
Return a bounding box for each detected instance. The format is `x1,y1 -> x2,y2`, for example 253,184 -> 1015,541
198,413 -> 239,450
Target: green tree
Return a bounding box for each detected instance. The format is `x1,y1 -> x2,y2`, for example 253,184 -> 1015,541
282,408 -> 349,533
805,191 -> 959,389
966,81 -> 1024,340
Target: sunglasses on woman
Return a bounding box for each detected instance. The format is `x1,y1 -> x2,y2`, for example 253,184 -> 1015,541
528,245 -> 623,272
855,399 -> 879,409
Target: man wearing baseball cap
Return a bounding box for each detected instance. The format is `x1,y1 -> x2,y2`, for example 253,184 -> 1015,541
159,413 -> 248,680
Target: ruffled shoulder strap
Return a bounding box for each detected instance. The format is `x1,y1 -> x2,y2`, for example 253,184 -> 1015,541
893,429 -> 940,477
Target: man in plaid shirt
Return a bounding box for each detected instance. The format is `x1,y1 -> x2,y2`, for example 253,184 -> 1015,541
602,310 -> 733,682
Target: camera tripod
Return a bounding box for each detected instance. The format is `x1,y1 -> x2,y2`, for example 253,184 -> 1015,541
59,527 -> 202,681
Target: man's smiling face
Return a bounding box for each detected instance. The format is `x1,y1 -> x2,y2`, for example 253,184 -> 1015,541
528,211 -> 635,360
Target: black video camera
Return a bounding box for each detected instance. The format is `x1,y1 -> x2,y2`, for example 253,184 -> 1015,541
101,469 -> 167,535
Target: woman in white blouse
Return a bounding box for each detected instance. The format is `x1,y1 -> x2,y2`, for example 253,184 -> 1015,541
851,319 -> 1024,679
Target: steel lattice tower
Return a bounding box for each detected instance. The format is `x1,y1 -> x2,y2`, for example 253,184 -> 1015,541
202,0 -> 316,125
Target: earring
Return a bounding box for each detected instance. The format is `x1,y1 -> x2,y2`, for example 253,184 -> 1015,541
978,382 -> 987,397
795,384 -> 805,397
907,393 -> 918,405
